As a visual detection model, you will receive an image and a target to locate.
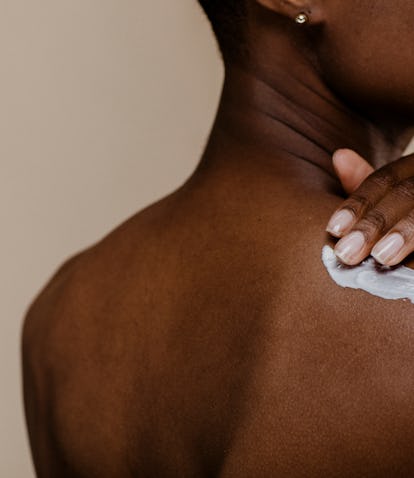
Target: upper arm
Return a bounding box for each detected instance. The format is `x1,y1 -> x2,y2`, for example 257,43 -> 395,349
22,252 -> 86,477
22,306 -> 67,478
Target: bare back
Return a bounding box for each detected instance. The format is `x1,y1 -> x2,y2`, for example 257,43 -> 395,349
23,159 -> 414,477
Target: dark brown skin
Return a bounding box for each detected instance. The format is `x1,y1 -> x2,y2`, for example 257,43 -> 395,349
328,150 -> 414,267
22,1 -> 414,476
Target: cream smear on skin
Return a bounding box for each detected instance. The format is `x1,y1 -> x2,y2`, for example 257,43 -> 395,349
322,245 -> 414,303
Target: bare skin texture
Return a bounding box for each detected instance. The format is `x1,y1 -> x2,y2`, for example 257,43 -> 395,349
22,1 -> 414,477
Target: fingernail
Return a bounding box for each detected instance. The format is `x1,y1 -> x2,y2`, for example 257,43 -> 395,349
335,231 -> 366,263
371,233 -> 405,264
326,209 -> 354,236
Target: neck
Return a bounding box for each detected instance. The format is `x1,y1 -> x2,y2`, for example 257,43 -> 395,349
199,59 -> 414,181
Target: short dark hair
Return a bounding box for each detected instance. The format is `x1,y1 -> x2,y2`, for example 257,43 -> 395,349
198,0 -> 247,61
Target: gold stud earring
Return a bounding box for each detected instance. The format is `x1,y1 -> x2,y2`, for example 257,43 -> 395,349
295,13 -> 309,24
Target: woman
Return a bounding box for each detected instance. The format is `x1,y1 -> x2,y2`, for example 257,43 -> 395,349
23,1 -> 414,476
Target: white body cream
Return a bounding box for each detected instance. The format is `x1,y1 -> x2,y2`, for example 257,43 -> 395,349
322,245 -> 414,304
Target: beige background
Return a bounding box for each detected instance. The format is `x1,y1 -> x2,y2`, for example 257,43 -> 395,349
1,1 -> 222,476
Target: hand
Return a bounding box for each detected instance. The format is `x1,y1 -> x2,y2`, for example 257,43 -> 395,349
326,148 -> 414,267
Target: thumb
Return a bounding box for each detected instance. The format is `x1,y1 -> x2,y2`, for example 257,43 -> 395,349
333,148 -> 374,194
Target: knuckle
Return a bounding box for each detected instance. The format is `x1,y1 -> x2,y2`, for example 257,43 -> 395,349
346,194 -> 375,215
371,169 -> 398,189
395,178 -> 414,201
359,209 -> 388,235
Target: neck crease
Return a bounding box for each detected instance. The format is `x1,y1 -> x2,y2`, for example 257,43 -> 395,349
204,63 -> 412,179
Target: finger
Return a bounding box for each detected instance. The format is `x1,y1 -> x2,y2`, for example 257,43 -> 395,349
326,168 -> 396,238
371,212 -> 414,266
333,178 -> 414,265
333,149 -> 374,194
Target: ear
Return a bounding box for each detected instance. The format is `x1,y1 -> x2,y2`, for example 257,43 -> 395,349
255,0 -> 325,25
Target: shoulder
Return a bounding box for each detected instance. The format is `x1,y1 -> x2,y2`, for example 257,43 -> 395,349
22,248 -> 90,381
21,191 -> 176,361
